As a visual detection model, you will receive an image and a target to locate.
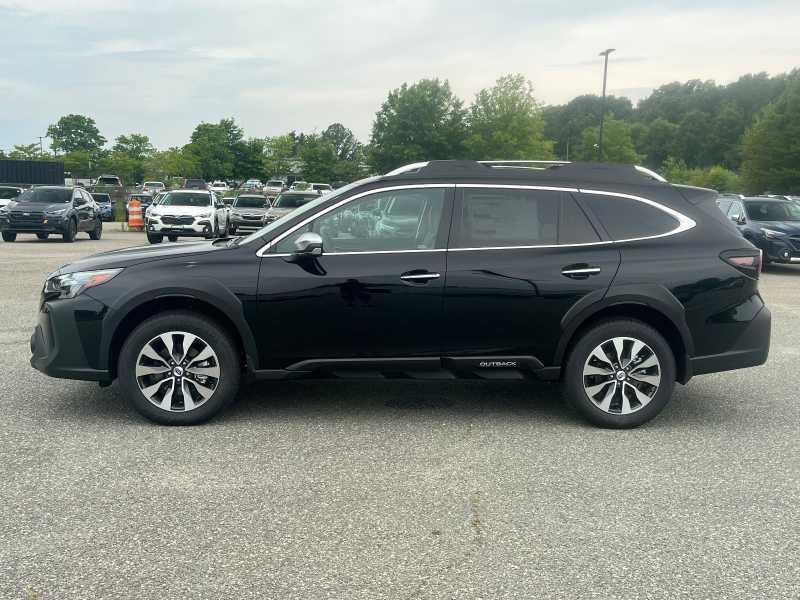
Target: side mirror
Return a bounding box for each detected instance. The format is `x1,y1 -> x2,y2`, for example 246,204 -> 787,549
737,215 -> 746,225
294,231 -> 323,256
73,196 -> 86,206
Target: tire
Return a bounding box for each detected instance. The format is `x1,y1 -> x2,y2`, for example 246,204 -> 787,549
117,311 -> 241,425
168,235 -> 178,242
62,218 -> 77,243
36,232 -> 49,240
563,319 -> 676,429
2,231 -> 16,242
147,233 -> 163,244
89,219 -> 102,240
229,226 -> 237,236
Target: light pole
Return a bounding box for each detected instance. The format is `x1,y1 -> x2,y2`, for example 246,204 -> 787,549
598,48 -> 615,161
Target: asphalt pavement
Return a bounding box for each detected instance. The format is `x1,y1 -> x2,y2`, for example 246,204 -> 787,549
0,231 -> 798,599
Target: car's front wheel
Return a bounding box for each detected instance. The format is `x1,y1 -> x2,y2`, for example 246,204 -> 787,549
563,319 -> 675,428
147,233 -> 163,244
89,219 -> 102,240
118,311 -> 241,425
62,218 -> 77,243
2,231 -> 16,242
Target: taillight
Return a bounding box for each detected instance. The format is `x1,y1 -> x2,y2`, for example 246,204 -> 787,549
720,249 -> 761,279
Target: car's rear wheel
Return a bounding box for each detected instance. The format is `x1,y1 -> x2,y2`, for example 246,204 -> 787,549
62,218 -> 77,243
564,319 -> 675,428
36,232 -> 49,240
147,233 -> 163,244
2,231 -> 16,242
89,219 -> 102,240
118,311 -> 241,425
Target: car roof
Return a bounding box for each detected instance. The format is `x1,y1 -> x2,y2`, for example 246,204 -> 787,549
742,197 -> 788,202
166,188 -> 210,194
279,189 -> 318,195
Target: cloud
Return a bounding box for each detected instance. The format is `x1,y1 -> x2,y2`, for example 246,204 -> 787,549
0,0 -> 798,152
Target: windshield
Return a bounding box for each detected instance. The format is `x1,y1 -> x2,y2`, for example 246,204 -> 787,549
238,176 -> 380,246
159,192 -> 211,207
312,184 -> 330,190
234,196 -> 267,208
144,182 -> 163,188
16,188 -> 71,204
267,181 -> 283,187
91,193 -> 111,203
273,193 -> 318,208
97,177 -> 120,185
0,188 -> 21,200
745,201 -> 800,222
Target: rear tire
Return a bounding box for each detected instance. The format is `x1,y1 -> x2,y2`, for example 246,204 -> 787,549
168,235 -> 178,242
118,311 -> 241,425
147,233 -> 163,244
62,219 -> 76,243
89,219 -> 102,240
2,231 -> 16,242
563,319 -> 675,428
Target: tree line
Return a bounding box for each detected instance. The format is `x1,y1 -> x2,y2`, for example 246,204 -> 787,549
2,69 -> 798,194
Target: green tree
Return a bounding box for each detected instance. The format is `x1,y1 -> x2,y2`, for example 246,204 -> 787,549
112,134 -> 154,161
186,121 -> 236,180
321,123 -> 359,161
299,135 -> 338,182
47,114 -> 106,154
543,94 -> 633,159
573,117 -> 642,163
369,78 -> 467,173
8,143 -> 42,160
465,73 -> 554,160
264,134 -> 299,177
640,118 -> 677,167
232,138 -> 266,181
144,147 -> 201,181
741,78 -> 800,194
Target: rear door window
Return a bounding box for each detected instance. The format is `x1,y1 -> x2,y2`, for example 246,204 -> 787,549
580,193 -> 680,240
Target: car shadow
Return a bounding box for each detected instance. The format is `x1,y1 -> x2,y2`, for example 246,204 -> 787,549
763,264 -> 800,276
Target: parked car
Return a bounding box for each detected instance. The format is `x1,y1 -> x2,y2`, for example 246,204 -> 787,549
311,183 -> 333,195
0,186 -> 102,242
94,174 -> 123,188
144,189 -> 228,243
125,193 -> 154,219
184,179 -> 208,190
209,180 -> 229,194
228,194 -> 270,234
29,160 -> 771,427
261,190 -> 320,225
142,181 -> 165,195
721,196 -> 800,264
290,181 -> 310,191
90,192 -> 114,221
264,180 -> 285,198
222,196 -> 236,207
0,184 -> 23,208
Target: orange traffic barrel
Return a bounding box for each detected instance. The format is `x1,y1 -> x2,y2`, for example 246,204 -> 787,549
128,199 -> 143,229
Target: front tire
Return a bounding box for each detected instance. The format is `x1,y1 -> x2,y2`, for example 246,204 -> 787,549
62,219 -> 77,243
168,235 -> 178,242
118,311 -> 241,425
147,233 -> 163,244
89,219 -> 102,240
563,319 -> 675,428
2,231 -> 17,242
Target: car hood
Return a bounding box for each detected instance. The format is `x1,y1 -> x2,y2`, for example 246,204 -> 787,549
231,206 -> 268,214
54,239 -> 224,274
265,207 -> 295,219
149,205 -> 212,216
756,221 -> 800,234
7,201 -> 71,213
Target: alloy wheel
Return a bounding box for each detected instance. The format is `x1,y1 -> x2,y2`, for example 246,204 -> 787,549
135,331 -> 220,412
582,336 -> 661,415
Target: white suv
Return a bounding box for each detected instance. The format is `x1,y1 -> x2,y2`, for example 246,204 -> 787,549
209,180 -> 229,194
145,190 -> 228,243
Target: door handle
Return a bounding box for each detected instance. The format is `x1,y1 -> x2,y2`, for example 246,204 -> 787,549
561,265 -> 601,279
400,271 -> 440,282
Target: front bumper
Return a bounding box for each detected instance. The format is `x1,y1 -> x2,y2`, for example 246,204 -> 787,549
1,216 -> 67,233
690,302 -> 771,376
230,215 -> 264,230
30,294 -> 111,382
147,218 -> 212,237
760,237 -> 800,263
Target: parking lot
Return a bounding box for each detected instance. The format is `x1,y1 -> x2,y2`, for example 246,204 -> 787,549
1,231 -> 798,599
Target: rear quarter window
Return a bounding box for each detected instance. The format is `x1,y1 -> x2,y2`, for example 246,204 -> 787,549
581,193 -> 680,240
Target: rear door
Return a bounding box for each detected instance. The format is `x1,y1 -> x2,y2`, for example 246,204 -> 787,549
442,185 -> 620,367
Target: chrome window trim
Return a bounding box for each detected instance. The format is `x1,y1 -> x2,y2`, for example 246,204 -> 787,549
255,184 -> 453,257
256,183 -> 696,257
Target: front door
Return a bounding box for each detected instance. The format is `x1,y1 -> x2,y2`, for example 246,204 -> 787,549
443,186 -> 620,366
256,185 -> 453,369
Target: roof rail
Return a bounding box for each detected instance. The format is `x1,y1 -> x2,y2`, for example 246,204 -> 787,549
478,160 -> 571,165
634,165 -> 667,183
384,161 -> 429,176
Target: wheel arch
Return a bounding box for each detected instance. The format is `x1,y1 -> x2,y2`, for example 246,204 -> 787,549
556,293 -> 693,384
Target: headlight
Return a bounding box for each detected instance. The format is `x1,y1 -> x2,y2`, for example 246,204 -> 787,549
43,268 -> 123,300
231,211 -> 242,217
46,207 -> 69,216
197,211 -> 211,218
762,228 -> 785,239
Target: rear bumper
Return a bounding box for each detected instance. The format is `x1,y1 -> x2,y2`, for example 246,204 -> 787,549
690,303 -> 771,377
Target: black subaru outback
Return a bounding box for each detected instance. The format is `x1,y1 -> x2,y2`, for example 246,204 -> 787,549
30,161 -> 770,427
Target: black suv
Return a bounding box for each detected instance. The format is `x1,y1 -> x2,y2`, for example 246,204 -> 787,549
30,161 -> 770,427
718,196 -> 800,264
1,186 -> 102,242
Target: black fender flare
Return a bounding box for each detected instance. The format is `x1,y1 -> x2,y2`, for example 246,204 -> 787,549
97,275 -> 259,372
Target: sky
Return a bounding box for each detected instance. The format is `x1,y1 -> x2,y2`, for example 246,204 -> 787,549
0,0 -> 798,152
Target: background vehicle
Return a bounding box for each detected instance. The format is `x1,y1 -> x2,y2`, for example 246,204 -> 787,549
222,196 -> 236,206
262,190 -> 319,225
90,192 -> 114,221
95,174 -> 123,188
1,186 -> 102,242
29,160 -> 770,428
184,179 -> 208,190
722,196 -> 800,264
0,185 -> 23,208
210,180 -> 229,194
125,192 -> 154,219
310,183 -> 333,195
228,194 -> 270,234
145,189 -> 228,243
142,181 -> 165,195
289,181 -> 310,191
264,180 -> 285,198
